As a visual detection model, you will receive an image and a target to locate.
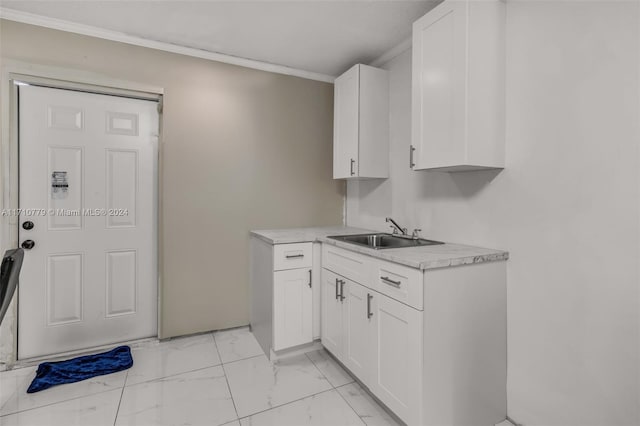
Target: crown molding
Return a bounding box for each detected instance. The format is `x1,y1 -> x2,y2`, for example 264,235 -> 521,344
369,36 -> 412,68
0,8 -> 336,83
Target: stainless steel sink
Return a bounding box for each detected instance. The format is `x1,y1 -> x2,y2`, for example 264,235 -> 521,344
328,233 -> 443,250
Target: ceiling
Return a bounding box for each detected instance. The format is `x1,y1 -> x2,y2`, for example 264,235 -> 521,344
0,0 -> 441,78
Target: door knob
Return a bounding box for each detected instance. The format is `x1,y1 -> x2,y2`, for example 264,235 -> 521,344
21,240 -> 35,250
22,221 -> 34,230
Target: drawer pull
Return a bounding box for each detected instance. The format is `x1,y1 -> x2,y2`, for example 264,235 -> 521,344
381,276 -> 401,288
285,254 -> 304,259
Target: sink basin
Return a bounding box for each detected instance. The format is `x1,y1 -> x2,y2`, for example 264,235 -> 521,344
328,233 -> 443,250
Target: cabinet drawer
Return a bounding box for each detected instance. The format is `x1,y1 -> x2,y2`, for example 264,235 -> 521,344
273,243 -> 312,271
374,259 -> 423,310
322,244 -> 370,285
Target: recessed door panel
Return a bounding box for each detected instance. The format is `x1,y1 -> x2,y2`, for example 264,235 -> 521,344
106,149 -> 138,228
47,253 -> 83,325
47,105 -> 83,131
106,111 -> 139,136
106,250 -> 137,317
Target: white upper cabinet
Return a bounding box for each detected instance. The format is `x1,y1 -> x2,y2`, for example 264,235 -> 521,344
334,64 -> 389,179
411,0 -> 505,172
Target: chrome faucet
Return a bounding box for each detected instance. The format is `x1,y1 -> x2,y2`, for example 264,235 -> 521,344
385,217 -> 407,236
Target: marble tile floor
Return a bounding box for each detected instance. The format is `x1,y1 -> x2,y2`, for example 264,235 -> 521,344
0,327 -> 511,426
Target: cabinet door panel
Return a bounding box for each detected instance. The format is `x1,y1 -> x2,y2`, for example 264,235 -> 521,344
344,280 -> 376,386
371,294 -> 423,425
321,268 -> 344,359
333,65 -> 360,178
412,0 -> 466,169
273,268 -> 312,351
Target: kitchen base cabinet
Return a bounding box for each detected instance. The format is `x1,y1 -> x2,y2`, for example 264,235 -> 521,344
250,237 -> 316,358
321,243 -> 506,426
321,265 -> 422,425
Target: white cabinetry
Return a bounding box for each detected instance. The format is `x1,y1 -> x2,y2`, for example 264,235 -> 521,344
250,238 -> 316,357
321,244 -> 506,426
411,0 -> 505,171
334,64 -> 389,179
273,268 -> 312,351
320,269 -> 344,356
343,279 -> 376,386
320,245 -> 423,425
370,293 -> 422,423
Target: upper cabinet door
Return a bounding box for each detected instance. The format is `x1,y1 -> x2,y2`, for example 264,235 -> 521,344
411,0 -> 505,172
334,65 -> 360,179
334,64 -> 389,179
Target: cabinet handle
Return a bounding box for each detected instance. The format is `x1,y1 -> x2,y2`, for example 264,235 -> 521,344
380,276 -> 401,288
308,269 -> 312,288
339,280 -> 346,301
335,278 -> 340,300
350,159 -> 355,176
367,293 -> 373,319
409,145 -> 416,168
285,254 -> 304,259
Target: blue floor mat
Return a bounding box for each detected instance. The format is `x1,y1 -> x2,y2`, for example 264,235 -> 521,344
27,345 -> 133,393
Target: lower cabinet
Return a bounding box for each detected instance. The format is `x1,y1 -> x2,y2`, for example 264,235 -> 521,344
321,267 -> 422,424
343,278 -> 376,386
273,268 -> 313,351
321,269 -> 344,356
370,293 -> 422,424
250,237 -> 316,358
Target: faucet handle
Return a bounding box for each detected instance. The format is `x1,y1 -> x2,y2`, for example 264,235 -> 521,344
390,226 -> 399,234
411,228 -> 422,239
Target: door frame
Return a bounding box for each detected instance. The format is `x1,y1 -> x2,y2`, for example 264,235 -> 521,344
0,61 -> 164,366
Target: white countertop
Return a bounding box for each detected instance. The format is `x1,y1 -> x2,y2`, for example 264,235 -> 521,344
250,226 -> 371,244
250,226 -> 508,270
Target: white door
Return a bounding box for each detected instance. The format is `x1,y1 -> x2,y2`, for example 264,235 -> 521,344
343,280 -> 375,386
273,268 -> 312,351
333,65 -> 359,178
18,85 -> 158,359
321,269 -> 344,358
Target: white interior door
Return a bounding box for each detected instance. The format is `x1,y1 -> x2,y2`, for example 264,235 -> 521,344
18,85 -> 158,359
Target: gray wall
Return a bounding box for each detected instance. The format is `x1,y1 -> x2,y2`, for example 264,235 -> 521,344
0,20 -> 345,339
346,2 -> 639,425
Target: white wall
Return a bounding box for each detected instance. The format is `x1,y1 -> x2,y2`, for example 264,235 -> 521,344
346,1 -> 640,425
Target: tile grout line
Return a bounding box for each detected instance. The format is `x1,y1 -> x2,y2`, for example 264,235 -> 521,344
304,351 -> 337,389
333,383 -> 370,426
221,353 -> 265,367
112,370 -> 128,426
236,387 -> 337,421
213,332 -> 241,422
125,362 -> 223,388
301,352 -> 366,425
310,351 -> 393,426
